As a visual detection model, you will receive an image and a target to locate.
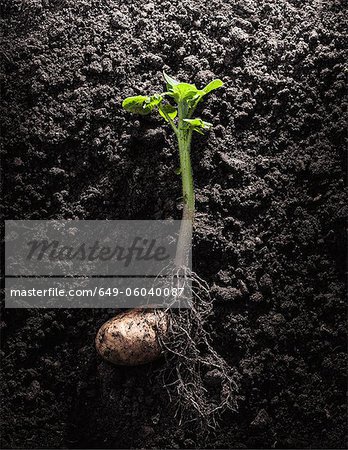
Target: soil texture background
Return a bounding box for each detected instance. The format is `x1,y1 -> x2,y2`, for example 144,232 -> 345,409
1,0 -> 347,448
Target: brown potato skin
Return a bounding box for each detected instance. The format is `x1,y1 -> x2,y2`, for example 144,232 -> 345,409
95,309 -> 168,366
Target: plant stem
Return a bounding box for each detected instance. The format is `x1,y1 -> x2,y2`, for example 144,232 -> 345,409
175,102 -> 195,268
178,130 -> 194,214
177,102 -> 194,215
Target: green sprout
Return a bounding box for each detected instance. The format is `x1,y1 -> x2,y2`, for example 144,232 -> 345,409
122,72 -> 223,217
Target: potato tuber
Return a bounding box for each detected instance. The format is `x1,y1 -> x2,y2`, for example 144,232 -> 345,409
95,309 -> 168,366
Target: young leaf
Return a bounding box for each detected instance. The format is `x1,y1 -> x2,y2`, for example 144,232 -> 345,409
202,79 -> 224,94
186,91 -> 205,112
171,83 -> 200,102
122,95 -> 151,115
158,104 -> 177,122
144,94 -> 162,112
163,71 -> 180,88
183,118 -> 213,130
122,94 -> 162,115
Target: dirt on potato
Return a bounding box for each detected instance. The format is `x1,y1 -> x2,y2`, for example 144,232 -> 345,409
1,0 -> 347,448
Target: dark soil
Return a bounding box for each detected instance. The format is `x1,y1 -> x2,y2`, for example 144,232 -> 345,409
1,0 -> 347,448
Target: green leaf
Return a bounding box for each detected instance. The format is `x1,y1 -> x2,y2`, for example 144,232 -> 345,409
158,103 -> 177,122
202,79 -> 224,94
187,90 -> 205,103
122,95 -> 151,115
183,118 -> 213,130
186,90 -> 205,110
171,83 -> 200,102
122,94 -> 162,115
175,167 -> 181,175
144,94 -> 162,112
163,72 -> 180,88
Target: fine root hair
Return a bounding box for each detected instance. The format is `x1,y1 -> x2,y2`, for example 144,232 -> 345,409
152,266 -> 240,431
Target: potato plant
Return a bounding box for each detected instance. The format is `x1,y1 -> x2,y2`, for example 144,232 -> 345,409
96,73 -> 238,426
